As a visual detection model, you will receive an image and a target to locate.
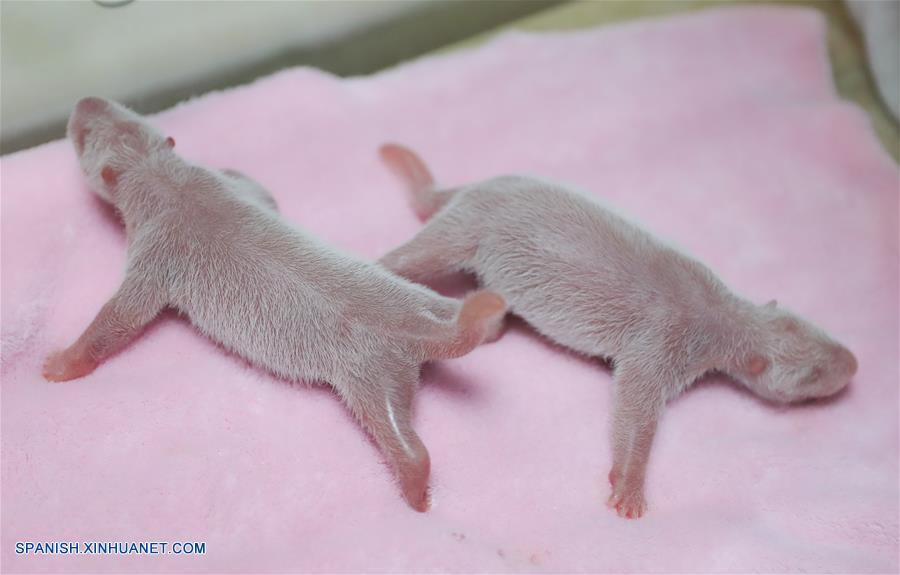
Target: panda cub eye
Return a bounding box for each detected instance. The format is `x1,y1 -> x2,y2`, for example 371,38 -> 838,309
800,367 -> 823,386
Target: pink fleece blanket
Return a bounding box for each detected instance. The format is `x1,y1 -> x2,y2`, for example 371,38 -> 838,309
2,6 -> 897,573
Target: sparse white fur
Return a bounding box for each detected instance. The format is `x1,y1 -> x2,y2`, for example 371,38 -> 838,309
43,98 -> 507,512
378,143 -> 858,519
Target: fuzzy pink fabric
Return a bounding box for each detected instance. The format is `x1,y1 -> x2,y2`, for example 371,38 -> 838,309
2,6 -> 897,573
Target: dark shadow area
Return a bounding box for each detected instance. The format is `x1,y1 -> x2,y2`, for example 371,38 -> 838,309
419,361 -> 486,404
421,272 -> 479,299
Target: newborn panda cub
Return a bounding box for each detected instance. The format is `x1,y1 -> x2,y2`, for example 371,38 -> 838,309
42,98 -> 507,512
378,143 -> 858,519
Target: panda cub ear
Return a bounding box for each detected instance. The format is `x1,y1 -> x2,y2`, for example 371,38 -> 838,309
746,354 -> 770,376
101,165 -> 118,187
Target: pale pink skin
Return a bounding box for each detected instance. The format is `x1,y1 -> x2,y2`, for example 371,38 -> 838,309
378,143 -> 858,519
43,98 -> 507,512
